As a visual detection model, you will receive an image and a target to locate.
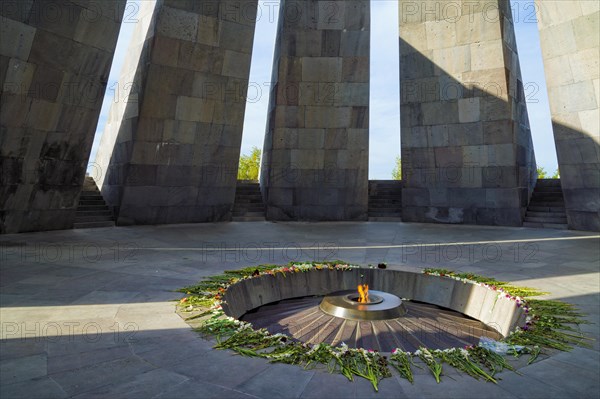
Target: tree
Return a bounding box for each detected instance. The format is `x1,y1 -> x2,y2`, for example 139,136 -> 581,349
536,166 -> 548,179
552,168 -> 560,179
238,147 -> 261,180
391,156 -> 402,180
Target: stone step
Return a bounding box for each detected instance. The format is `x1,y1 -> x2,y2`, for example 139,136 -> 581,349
368,217 -> 403,222
369,185 -> 402,189
234,201 -> 263,206
79,195 -> 104,201
528,205 -> 566,212
531,201 -> 566,207
235,189 -> 262,193
369,207 -> 402,211
369,187 -> 402,190
369,199 -> 402,205
523,221 -> 568,230
236,184 -> 261,189
79,199 -> 106,206
234,202 -> 264,207
76,210 -> 113,217
233,209 -> 265,214
236,190 -> 262,193
232,212 -> 265,218
232,216 -> 266,222
234,203 -> 264,208
233,181 -> 264,218
368,211 -> 402,215
526,211 -> 566,218
369,196 -> 402,200
76,176 -> 114,229
535,186 -> 563,192
74,215 -> 114,223
77,205 -> 110,211
369,194 -> 403,199
525,179 -> 567,229
524,216 -> 567,224
73,220 -> 116,229
369,186 -> 402,190
233,203 -> 265,208
234,197 -> 263,202
369,192 -> 402,197
535,179 -> 561,187
369,213 -> 403,218
531,192 -> 564,198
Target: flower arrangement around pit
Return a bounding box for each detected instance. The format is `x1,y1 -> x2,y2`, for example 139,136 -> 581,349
177,262 -> 590,392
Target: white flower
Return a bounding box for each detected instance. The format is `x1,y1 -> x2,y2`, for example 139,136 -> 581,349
338,342 -> 349,354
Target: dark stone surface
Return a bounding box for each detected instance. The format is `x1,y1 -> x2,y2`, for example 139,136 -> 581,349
261,0 -> 370,221
94,1 -> 258,225
0,1 -> 125,233
399,2 -> 537,228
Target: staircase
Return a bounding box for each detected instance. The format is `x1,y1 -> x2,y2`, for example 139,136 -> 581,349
523,179 -> 568,229
368,180 -> 403,221
73,176 -> 115,229
232,181 -> 265,221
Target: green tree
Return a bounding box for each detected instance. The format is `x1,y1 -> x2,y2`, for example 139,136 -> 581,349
391,156 -> 402,180
536,166 -> 548,179
237,146 -> 261,180
552,168 -> 560,179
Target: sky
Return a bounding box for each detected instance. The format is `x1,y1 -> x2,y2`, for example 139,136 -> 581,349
90,0 -> 558,179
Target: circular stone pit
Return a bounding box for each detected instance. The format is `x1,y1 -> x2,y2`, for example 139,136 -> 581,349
221,267 -> 527,351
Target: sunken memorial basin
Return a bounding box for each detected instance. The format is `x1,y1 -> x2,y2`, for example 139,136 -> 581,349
221,268 -> 526,338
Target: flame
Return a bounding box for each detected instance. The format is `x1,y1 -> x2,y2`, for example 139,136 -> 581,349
357,284 -> 369,303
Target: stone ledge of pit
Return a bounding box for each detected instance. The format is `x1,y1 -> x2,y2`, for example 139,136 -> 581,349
220,267 -> 525,337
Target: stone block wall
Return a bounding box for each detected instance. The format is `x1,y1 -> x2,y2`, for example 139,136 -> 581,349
535,1 -> 600,231
94,0 -> 257,225
260,0 -> 370,220
398,0 -> 536,226
0,0 -> 125,233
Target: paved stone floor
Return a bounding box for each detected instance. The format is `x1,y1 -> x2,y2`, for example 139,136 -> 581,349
1,222 -> 599,398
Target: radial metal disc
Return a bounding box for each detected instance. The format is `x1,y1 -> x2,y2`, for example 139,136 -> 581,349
241,296 -> 503,353
319,290 -> 407,320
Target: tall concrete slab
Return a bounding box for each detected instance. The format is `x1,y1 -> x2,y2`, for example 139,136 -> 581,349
0,0 -> 125,233
399,0 -> 536,226
94,0 -> 257,225
261,0 -> 370,221
535,1 -> 600,231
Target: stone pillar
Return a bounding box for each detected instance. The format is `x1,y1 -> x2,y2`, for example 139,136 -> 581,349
398,0 -> 536,226
535,1 -> 599,231
261,0 -> 370,221
94,0 -> 257,225
0,0 -> 125,233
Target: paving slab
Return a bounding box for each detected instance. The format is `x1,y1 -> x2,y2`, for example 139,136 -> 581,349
153,379 -> 259,399
236,363 -> 315,398
0,353 -> 47,384
49,356 -> 155,396
0,222 -> 598,398
70,368 -> 189,399
0,377 -> 68,399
